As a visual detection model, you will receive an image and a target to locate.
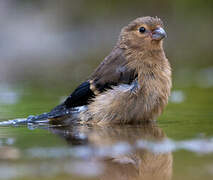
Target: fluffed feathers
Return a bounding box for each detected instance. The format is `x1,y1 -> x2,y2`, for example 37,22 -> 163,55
46,16 -> 171,125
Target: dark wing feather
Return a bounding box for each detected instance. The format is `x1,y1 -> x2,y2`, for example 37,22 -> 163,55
47,81 -> 94,118
62,47 -> 137,109
64,81 -> 95,108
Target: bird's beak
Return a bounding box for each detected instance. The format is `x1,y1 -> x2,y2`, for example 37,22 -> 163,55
152,27 -> 167,41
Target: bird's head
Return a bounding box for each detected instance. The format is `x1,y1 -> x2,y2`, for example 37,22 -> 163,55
119,16 -> 166,51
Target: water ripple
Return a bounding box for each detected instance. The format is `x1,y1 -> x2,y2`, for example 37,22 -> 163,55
25,137 -> 213,160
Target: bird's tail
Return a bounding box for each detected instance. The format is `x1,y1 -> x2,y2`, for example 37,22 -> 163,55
0,113 -> 50,127
0,105 -> 80,127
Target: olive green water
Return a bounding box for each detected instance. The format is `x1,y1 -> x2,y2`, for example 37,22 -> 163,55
0,67 -> 213,180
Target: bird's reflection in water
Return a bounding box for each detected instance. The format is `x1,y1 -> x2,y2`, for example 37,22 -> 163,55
48,122 -> 173,180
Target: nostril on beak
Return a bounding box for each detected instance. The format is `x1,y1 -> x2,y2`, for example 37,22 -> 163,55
152,27 -> 167,40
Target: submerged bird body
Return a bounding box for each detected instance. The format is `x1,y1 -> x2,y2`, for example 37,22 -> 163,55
49,16 -> 172,125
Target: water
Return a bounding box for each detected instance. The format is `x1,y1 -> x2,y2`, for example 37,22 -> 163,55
0,77 -> 213,180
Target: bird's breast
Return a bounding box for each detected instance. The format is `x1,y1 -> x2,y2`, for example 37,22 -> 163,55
135,66 -> 171,120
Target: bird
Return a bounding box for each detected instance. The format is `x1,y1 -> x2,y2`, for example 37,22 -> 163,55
30,16 -> 172,125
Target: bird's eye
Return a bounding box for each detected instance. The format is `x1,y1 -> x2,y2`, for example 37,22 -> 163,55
139,27 -> 146,33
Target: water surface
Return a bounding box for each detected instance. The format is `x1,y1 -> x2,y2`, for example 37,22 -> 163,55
0,83 -> 213,180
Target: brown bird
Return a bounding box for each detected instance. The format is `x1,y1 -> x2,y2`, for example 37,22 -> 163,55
32,16 -> 172,125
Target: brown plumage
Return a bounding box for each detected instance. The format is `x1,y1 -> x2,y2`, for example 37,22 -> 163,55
47,16 -> 172,125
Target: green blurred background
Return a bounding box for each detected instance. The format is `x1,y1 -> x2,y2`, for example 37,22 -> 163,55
0,0 -> 213,86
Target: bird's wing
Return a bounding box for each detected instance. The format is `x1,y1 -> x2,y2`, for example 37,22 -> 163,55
62,47 -> 137,108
